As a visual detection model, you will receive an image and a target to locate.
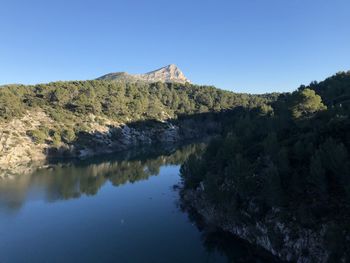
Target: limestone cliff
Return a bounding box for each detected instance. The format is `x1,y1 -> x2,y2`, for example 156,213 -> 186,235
97,64 -> 190,84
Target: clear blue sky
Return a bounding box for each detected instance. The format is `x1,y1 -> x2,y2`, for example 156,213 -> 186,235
1,0 -> 349,93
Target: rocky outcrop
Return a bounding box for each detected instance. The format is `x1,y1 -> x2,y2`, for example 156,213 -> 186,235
63,121 -> 182,158
0,111 -> 50,166
137,64 -> 190,83
181,188 -> 350,263
97,64 -> 190,84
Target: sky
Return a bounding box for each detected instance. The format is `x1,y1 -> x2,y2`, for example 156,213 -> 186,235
0,0 -> 350,93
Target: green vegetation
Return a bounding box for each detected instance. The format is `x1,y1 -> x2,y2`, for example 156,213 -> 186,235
26,127 -> 49,144
0,80 -> 273,146
3,71 -> 350,221
289,88 -> 327,118
181,71 -> 350,227
2,71 -> 350,261
0,80 -> 271,122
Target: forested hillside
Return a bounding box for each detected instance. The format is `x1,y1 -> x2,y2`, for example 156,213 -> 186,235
180,71 -> 350,262
0,80 -> 270,123
0,80 -> 274,165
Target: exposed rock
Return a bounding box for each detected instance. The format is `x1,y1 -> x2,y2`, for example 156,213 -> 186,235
97,64 -> 190,84
0,111 -> 50,166
137,64 -> 190,84
181,188 -> 350,263
0,110 -> 220,172
159,123 -> 179,143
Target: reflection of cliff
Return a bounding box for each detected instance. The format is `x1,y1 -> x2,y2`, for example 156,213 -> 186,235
180,205 -> 281,263
0,143 -> 206,212
180,187 -> 350,263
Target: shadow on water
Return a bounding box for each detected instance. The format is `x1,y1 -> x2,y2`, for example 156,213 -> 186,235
0,141 -> 207,212
179,204 -> 285,263
0,140 -> 282,263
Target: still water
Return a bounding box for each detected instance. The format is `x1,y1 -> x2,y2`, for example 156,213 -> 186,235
0,144 -> 276,263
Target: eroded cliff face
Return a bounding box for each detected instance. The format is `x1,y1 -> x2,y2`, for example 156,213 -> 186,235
136,64 -> 190,84
0,110 -> 220,175
181,188 -> 350,263
97,64 -> 190,84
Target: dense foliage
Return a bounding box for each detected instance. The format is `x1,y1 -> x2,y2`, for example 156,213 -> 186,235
181,71 -> 350,226
0,80 -> 271,122
0,80 -> 273,146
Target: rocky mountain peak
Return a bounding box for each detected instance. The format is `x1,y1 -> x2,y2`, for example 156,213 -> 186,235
97,64 -> 190,84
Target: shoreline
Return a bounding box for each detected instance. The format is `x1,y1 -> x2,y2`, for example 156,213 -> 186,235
179,187 -> 349,263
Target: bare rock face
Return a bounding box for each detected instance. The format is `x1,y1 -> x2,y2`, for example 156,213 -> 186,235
137,64 -> 190,84
97,64 -> 190,84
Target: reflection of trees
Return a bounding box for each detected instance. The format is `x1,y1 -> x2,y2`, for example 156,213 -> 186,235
0,143 -> 206,211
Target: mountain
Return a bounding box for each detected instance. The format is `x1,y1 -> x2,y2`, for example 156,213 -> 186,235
97,64 -> 191,84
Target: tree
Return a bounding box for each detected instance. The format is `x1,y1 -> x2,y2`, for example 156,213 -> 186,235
263,132 -> 279,161
317,138 -> 350,197
262,162 -> 285,207
180,154 -> 204,189
290,88 -> 327,118
309,151 -> 328,197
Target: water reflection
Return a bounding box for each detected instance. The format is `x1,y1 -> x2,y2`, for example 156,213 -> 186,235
181,206 -> 282,263
0,142 -> 279,263
0,143 -> 206,212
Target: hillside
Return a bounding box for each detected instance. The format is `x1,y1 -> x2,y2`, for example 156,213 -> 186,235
0,79 -> 271,167
180,71 -> 350,262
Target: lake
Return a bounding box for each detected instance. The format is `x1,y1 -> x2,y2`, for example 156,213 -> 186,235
0,143 -> 277,263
